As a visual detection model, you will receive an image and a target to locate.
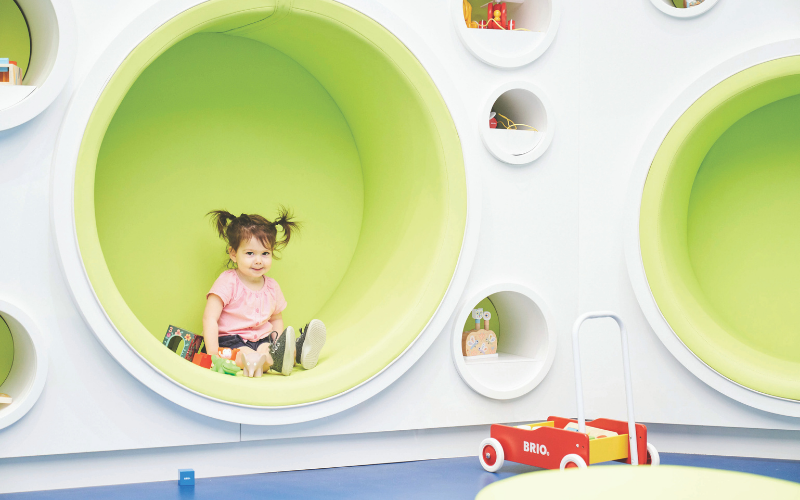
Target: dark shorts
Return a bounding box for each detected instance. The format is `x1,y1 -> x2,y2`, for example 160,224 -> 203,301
218,334 -> 274,351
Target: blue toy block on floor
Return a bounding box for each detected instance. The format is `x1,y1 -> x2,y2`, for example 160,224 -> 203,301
178,469 -> 195,486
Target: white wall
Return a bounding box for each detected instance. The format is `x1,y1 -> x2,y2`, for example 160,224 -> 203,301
1,0 -> 800,491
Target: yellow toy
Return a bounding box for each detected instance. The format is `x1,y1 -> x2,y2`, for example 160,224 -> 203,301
494,112 -> 538,131
463,0 -> 479,28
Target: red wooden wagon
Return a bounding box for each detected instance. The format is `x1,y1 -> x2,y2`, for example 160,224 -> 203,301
479,312 -> 660,471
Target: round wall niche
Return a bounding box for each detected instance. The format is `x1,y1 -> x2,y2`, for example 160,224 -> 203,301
52,0 -> 479,425
0,300 -> 48,431
649,0 -> 719,18
482,82 -> 554,164
452,283 -> 557,400
453,0 -> 560,68
0,0 -> 76,130
627,42 -> 800,417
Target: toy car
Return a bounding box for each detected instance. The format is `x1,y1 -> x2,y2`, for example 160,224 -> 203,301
479,312 -> 660,472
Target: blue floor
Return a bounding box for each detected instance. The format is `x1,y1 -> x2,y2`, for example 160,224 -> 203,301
3,454 -> 800,500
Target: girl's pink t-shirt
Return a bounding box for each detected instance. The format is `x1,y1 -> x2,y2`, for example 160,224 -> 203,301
207,270 -> 287,342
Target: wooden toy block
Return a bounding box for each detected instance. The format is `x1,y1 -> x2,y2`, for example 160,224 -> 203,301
178,469 -> 194,486
192,352 -> 212,369
0,393 -> 12,404
565,422 -> 619,439
163,325 -> 204,361
462,329 -> 497,357
0,60 -> 22,85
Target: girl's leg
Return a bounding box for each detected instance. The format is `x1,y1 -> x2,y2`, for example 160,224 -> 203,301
295,319 -> 326,370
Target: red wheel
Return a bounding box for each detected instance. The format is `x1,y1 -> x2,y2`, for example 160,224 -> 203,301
478,438 -> 505,472
482,445 -> 497,467
564,461 -> 578,469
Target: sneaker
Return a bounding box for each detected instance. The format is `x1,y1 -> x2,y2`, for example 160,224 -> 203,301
296,319 -> 326,370
270,327 -> 295,376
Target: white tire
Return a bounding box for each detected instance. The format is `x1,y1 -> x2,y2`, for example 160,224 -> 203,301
479,438 -> 505,472
560,453 -> 587,470
647,442 -> 660,466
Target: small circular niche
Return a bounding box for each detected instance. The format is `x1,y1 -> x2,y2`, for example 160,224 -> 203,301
453,0 -> 560,68
0,0 -> 76,130
481,82 -> 554,164
649,0 -> 719,18
452,283 -> 557,399
0,300 -> 48,430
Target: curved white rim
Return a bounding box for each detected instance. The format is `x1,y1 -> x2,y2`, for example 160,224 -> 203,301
0,0 -> 77,131
559,453 -> 587,470
647,442 -> 660,466
51,0 -> 481,425
480,81 -> 555,165
649,0 -> 719,18
624,39 -> 800,418
451,282 -> 557,400
452,0 -> 561,68
0,299 -> 48,430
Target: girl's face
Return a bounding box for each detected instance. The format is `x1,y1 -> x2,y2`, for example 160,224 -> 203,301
229,236 -> 272,282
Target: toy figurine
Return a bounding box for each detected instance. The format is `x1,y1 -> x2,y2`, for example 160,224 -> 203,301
486,1 -> 506,30
481,1 -> 517,30
463,0 -> 479,28
0,59 -> 22,85
211,355 -> 242,376
240,352 -> 268,378
463,309 -> 498,357
217,346 -> 240,361
472,308 -> 483,330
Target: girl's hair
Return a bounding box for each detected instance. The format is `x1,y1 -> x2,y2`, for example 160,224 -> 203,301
207,207 -> 299,265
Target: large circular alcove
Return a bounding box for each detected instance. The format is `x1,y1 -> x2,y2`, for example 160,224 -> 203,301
52,0 -> 478,424
627,42 -> 800,416
0,0 -> 76,130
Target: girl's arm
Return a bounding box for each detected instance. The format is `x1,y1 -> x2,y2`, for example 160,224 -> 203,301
203,294 -> 224,355
270,312 -> 284,342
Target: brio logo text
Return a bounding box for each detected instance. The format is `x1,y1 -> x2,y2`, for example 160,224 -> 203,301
523,442 -> 549,456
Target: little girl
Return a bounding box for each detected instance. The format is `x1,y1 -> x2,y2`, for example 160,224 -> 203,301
202,209 -> 326,376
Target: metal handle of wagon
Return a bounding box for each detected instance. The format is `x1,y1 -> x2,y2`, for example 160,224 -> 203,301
572,312 -> 639,466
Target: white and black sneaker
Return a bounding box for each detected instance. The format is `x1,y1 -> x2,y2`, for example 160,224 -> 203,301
296,319 -> 326,370
270,327 -> 295,376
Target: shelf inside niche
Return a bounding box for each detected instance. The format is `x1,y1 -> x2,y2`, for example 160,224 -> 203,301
0,86 -> 37,111
465,352 -> 541,365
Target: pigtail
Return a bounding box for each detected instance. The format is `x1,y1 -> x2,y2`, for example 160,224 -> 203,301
272,205 -> 300,251
207,210 -> 236,241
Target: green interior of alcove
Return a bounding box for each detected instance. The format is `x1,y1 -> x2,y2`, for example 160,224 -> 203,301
74,0 -> 466,406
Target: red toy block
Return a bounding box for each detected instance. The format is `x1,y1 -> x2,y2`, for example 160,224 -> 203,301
192,352 -> 212,369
